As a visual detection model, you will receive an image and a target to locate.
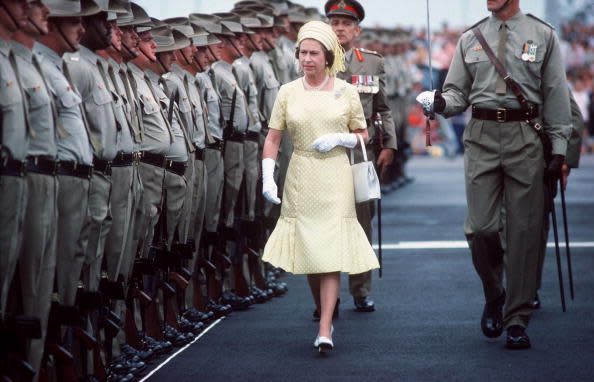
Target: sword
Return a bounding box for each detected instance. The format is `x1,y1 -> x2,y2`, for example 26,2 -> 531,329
549,177 -> 566,312
425,0 -> 434,147
559,178 -> 574,299
378,198 -> 383,278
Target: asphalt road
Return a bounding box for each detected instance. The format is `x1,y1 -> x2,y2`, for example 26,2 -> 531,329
145,154 -> 594,382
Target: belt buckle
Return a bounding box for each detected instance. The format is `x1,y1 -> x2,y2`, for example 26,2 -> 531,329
165,159 -> 173,169
496,108 -> 507,123
19,160 -> 27,177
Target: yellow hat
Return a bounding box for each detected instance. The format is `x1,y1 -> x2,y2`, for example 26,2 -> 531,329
297,20 -> 345,76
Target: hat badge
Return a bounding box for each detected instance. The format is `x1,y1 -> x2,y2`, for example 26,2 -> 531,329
338,0 -> 346,9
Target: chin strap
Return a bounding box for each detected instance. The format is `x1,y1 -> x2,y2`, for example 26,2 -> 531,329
227,37 -> 243,58
56,23 -> 77,52
27,15 -> 44,35
0,3 -> 21,31
494,0 -> 513,13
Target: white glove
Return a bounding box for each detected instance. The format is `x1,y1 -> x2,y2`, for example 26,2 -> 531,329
416,90 -> 436,114
311,133 -> 358,153
262,158 -> 281,205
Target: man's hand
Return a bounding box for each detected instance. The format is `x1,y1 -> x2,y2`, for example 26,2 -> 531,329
561,164 -> 570,191
376,149 -> 394,181
415,90 -> 446,116
545,154 -> 565,180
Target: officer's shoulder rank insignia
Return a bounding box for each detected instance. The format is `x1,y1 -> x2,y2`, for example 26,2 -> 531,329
527,14 -> 554,29
351,75 -> 379,94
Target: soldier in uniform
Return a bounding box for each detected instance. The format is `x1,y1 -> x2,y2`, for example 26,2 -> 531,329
34,0 -> 98,313
326,0 -> 397,313
0,0 -> 29,321
11,0 -> 58,377
418,0 -> 571,348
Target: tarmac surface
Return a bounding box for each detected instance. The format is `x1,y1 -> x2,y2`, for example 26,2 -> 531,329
144,154 -> 594,382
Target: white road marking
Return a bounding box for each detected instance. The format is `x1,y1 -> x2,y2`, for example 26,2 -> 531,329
372,241 -> 594,250
139,317 -> 225,381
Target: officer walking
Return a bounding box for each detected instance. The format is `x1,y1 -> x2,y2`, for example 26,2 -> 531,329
326,0 -> 398,313
418,0 -> 571,349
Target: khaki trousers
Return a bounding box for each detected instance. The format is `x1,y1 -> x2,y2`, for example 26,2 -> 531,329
178,157 -> 195,244
19,173 -> 58,381
164,169 -> 187,247
56,175 -> 90,306
104,165 -> 134,282
243,140 -> 259,221
80,172 -> 112,292
203,148 -> 223,233
134,162 -> 165,257
0,175 -> 26,316
186,158 -> 207,307
222,141 -> 245,228
463,118 -> 544,329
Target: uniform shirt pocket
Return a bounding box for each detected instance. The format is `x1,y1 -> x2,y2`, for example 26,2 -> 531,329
24,85 -> 51,110
513,42 -> 545,79
0,81 -> 22,108
58,89 -> 81,109
92,85 -> 112,106
264,74 -> 279,89
139,93 -> 160,115
178,98 -> 191,114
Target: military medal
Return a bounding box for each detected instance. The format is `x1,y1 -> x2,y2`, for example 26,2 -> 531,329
521,40 -> 537,62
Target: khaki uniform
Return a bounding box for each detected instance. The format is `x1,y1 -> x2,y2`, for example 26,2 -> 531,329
127,63 -> 170,257
211,60 -> 249,229
337,47 -> 397,298
66,46 -> 120,293
0,39 -> 28,317
34,42 -> 93,307
147,69 -> 189,248
233,56 -> 261,222
12,39 -> 58,378
196,71 -> 224,234
250,50 -> 280,219
441,13 -> 571,329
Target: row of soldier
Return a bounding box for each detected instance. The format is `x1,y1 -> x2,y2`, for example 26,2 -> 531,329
0,0 -> 329,380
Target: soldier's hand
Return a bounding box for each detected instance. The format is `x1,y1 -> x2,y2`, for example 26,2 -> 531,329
262,158 -> 281,205
415,90 -> 446,116
376,149 -> 394,182
561,164 -> 570,191
545,154 -> 565,181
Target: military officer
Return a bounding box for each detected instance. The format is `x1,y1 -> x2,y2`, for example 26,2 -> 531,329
326,0 -> 398,313
418,0 -> 571,349
11,0 -> 58,377
0,0 -> 29,320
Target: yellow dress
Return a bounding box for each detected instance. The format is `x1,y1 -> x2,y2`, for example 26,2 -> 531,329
262,77 -> 380,275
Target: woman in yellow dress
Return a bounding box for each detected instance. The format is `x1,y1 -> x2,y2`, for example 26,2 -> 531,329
261,21 -> 379,353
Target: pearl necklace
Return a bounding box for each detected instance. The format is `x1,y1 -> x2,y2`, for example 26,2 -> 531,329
303,74 -> 329,91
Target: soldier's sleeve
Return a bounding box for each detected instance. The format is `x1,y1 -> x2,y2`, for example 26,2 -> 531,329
441,37 -> 472,117
268,84 -> 287,131
373,57 -> 397,150
541,29 -> 571,156
565,91 -> 584,168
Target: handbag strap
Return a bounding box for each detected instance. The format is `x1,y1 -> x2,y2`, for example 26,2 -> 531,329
350,133 -> 367,164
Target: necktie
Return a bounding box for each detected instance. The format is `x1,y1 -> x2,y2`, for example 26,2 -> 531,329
125,69 -> 145,140
8,51 -> 33,138
32,54 -> 69,138
63,61 -> 103,152
495,23 -> 508,95
144,74 -> 174,142
114,65 -> 142,143
95,60 -> 121,131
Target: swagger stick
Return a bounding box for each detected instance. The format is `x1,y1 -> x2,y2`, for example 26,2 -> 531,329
425,0 -> 433,146
549,178 -> 566,312
378,198 -> 383,278
560,178 -> 574,299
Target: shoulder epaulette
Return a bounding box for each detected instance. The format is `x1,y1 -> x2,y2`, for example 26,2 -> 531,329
463,17 -> 489,33
527,13 -> 555,29
358,47 -> 381,57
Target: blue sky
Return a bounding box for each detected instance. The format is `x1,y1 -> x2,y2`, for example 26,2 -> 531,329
135,0 -> 547,29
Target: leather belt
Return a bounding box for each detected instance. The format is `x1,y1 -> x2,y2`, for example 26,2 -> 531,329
225,130 -> 245,143
57,161 -> 93,179
0,158 -> 27,177
205,139 -> 224,151
112,151 -> 139,167
471,105 -> 539,123
27,156 -> 59,176
139,151 -> 167,168
93,157 -> 112,175
165,160 -> 187,177
195,148 -> 205,161
245,131 -> 260,142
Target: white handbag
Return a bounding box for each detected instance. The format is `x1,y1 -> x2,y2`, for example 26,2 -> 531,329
350,134 -> 381,203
